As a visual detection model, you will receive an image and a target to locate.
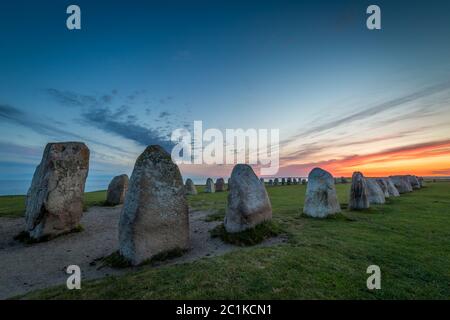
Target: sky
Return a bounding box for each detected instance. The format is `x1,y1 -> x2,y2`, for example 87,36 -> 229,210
0,0 -> 450,193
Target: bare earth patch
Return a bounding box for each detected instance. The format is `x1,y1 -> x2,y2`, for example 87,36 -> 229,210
0,206 -> 286,299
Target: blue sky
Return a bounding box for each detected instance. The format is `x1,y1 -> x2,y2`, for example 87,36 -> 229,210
1,0 -> 450,191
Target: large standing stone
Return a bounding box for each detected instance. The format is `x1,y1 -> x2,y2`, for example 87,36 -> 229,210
185,178 -> 197,195
366,178 -> 386,204
119,145 -> 189,265
303,168 -> 341,218
25,142 -> 90,240
106,174 -> 129,205
375,178 -> 390,198
408,175 -> 421,190
385,178 -> 400,197
224,164 -> 272,233
205,178 -> 215,193
215,178 -> 225,192
390,175 -> 413,193
349,172 -> 370,210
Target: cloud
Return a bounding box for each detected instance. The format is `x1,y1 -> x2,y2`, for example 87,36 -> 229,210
282,81 -> 450,146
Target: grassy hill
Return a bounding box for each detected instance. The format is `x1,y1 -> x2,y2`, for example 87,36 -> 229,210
3,182 -> 450,299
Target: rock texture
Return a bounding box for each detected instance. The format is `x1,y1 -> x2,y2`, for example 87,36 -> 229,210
224,164 -> 272,233
205,178 -> 215,193
385,178 -> 400,197
185,178 -> 197,195
106,174 -> 129,205
215,178 -> 225,192
349,172 -> 370,210
366,178 -> 386,204
303,168 -> 341,218
375,178 -> 390,198
408,175 -> 421,190
25,142 -> 90,240
118,145 -> 189,265
390,175 -> 413,193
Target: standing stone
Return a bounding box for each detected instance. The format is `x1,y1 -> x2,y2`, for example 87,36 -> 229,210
301,179 -> 307,185
385,178 -> 400,197
119,145 -> 189,265
375,178 -> 390,198
268,179 -> 273,186
25,142 -> 90,240
287,177 -> 292,185
274,178 -> 279,186
293,178 -> 298,185
349,172 -> 370,210
303,168 -> 341,218
205,178 -> 215,193
260,177 -> 265,184
390,175 -> 413,193
106,174 -> 129,205
215,178 -> 225,192
408,175 -> 421,190
366,178 -> 386,204
281,178 -> 286,185
185,178 -> 197,195
341,177 -> 348,184
224,164 -> 272,233
418,176 -> 425,187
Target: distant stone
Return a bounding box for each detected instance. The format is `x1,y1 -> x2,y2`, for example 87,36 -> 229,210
215,178 -> 225,192
408,175 -> 421,190
281,178 -> 286,185
293,178 -> 298,185
205,178 -> 215,193
268,179 -> 273,186
390,175 -> 413,193
349,172 -> 370,210
185,178 -> 197,195
260,177 -> 265,184
25,142 -> 90,240
341,177 -> 348,184
287,177 -> 292,185
301,179 -> 307,185
106,174 -> 129,206
274,178 -> 279,186
224,164 -> 272,233
385,178 -> 400,197
366,178 -> 386,204
418,176 -> 425,187
119,145 -> 189,265
375,178 -> 390,198
303,168 -> 341,218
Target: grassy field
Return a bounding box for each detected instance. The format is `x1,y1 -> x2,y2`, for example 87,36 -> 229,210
3,182 -> 450,299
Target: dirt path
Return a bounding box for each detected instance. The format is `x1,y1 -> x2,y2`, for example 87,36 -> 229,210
0,207 -> 286,299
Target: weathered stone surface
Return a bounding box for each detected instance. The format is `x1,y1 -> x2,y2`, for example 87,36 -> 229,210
408,175 -> 421,190
366,178 -> 386,204
274,178 -> 279,186
106,174 -> 129,205
205,178 -> 215,193
215,178 -> 225,192
375,178 -> 390,198
390,175 -> 413,193
25,142 -> 90,240
185,178 -> 197,195
224,164 -> 272,233
303,168 -> 341,218
119,145 -> 189,265
385,178 -> 400,197
349,172 -> 370,210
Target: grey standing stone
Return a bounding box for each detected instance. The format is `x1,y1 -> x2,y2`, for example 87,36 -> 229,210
287,177 -> 292,185
118,145 -> 189,265
268,179 -> 273,186
205,178 -> 215,193
274,178 -> 279,186
418,176 -> 425,187
281,178 -> 286,185
375,178 -> 390,198
349,172 -> 370,210
303,168 -> 341,218
185,178 -> 197,195
260,177 -> 265,184
106,174 -> 129,205
390,175 -> 413,193
215,178 -> 225,192
366,178 -> 386,204
301,179 -> 307,185
224,164 -> 272,233
25,142 -> 90,240
408,175 -> 421,190
227,178 -> 231,190
385,178 -> 400,197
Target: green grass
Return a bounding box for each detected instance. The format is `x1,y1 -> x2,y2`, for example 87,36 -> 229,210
10,182 -> 450,299
210,221 -> 282,246
0,190 -> 108,218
